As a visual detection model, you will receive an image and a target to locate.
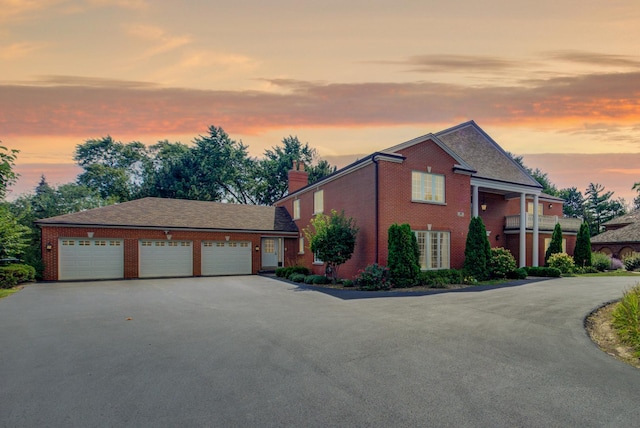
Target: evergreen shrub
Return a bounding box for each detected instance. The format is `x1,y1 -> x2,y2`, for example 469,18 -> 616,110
0,264 -> 35,289
547,252 -> 575,274
525,266 -> 561,277
489,247 -> 517,279
623,252 -> 640,271
387,223 -> 420,288
592,252 -> 612,272
464,217 -> 491,281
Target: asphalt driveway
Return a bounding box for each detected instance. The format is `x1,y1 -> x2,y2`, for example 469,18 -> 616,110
1,276 -> 639,427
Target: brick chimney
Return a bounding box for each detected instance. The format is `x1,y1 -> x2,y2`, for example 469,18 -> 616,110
288,160 -> 309,193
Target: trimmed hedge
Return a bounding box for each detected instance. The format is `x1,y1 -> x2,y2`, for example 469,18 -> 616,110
304,274 -> 330,285
275,266 -> 311,278
525,266 -> 561,277
289,273 -> 306,283
416,269 -> 463,288
507,267 -> 528,280
0,264 -> 36,289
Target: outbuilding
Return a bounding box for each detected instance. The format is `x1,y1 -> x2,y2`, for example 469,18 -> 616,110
37,198 -> 298,281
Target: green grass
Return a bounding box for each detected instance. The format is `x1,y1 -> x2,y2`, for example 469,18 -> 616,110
576,270 -> 640,277
612,284 -> 640,357
0,287 -> 21,299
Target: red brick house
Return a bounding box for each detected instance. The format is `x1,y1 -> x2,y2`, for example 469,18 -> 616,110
36,198 -> 298,281
276,121 -> 580,279
591,210 -> 640,259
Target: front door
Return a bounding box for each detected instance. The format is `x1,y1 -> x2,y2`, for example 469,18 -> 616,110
261,238 -> 279,268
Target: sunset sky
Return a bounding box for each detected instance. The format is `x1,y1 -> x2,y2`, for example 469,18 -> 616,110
2,0 -> 640,203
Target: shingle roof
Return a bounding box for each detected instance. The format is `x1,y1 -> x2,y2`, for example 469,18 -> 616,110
435,121 -> 542,188
36,197 -> 298,233
592,210 -> 640,244
602,209 -> 640,227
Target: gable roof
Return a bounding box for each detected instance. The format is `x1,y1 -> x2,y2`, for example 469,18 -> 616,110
434,121 -> 541,188
36,197 -> 298,233
602,209 -> 640,227
592,210 -> 640,244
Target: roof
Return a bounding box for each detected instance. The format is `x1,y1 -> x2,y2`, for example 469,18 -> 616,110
592,210 -> 640,244
435,121 -> 542,188
36,197 -> 298,233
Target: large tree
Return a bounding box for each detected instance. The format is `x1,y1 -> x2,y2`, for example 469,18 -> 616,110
584,183 -> 626,236
557,187 -> 585,219
508,152 -> 558,196
0,144 -> 19,200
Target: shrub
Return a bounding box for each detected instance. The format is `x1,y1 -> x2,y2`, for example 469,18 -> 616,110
573,222 -> 592,267
387,224 -> 420,288
610,258 -> 624,270
341,279 -> 354,288
304,274 -> 330,285
464,217 -> 491,281
623,252 -> 640,272
0,264 -> 36,289
574,266 -> 599,274
612,284 -> 640,357
592,252 -> 612,272
489,247 -> 517,279
356,264 -> 389,291
416,269 -> 463,288
525,266 -> 561,277
275,266 -> 310,278
547,253 -> 575,274
289,273 -> 306,283
544,223 -> 564,265
507,267 -> 528,280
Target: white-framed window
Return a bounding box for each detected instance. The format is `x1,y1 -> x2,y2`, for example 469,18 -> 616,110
203,242 -> 213,247
109,241 -> 121,246
299,237 -> 305,254
313,190 -> 324,214
314,251 -> 323,264
544,238 -> 567,253
412,171 -> 445,203
527,202 -> 543,215
414,231 -> 450,270
293,199 -> 300,220
240,242 -> 249,248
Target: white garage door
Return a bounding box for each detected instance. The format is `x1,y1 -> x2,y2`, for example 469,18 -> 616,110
59,239 -> 124,281
201,241 -> 252,276
139,240 -> 193,278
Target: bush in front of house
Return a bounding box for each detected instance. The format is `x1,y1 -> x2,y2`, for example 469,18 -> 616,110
387,223 -> 420,288
276,266 -> 311,278
525,266 -> 561,277
356,263 -> 389,291
623,252 -> 640,272
573,222 -> 592,267
464,217 -> 491,281
610,258 -> 625,270
546,252 -> 575,274
304,274 -> 330,285
289,273 -> 306,283
0,264 -> 36,289
488,247 -> 517,279
544,223 -> 564,265
592,252 -> 612,272
341,279 -> 354,288
416,269 -> 463,288
507,267 -> 528,280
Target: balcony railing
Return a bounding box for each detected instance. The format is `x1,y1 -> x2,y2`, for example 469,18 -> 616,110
504,215 -> 582,232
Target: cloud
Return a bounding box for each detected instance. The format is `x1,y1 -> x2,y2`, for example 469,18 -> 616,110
85,0 -> 148,10
125,24 -> 192,58
1,71 -> 639,138
0,41 -> 47,60
371,54 -> 523,73
545,50 -> 640,68
0,0 -> 66,22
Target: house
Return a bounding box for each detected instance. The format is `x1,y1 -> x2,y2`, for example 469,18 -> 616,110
36,198 -> 298,281
275,121 -> 581,279
591,209 -> 640,259
37,120 -> 581,282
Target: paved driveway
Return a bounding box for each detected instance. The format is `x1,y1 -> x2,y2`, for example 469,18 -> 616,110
1,276 -> 640,427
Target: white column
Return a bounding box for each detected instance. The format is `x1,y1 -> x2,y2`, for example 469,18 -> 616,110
472,185 -> 479,217
519,193 -> 526,267
532,194 -> 539,267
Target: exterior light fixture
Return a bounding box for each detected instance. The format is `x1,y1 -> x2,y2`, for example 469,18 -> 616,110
46,243 -> 53,251
87,232 -> 94,238
548,203 -> 553,209
255,246 -> 260,252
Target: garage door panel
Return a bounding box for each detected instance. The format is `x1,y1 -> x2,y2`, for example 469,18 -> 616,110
139,240 -> 193,278
59,239 -> 124,281
201,241 -> 251,276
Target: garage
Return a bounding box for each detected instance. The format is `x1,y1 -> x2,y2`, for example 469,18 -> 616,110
58,238 -> 124,281
139,240 -> 193,278
201,241 -> 252,276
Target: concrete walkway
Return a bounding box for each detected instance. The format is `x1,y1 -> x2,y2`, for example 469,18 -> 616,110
1,275 -> 639,427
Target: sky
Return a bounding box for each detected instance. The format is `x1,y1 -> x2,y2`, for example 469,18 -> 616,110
2,0 -> 640,204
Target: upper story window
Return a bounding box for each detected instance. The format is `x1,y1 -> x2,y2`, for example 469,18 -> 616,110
412,171 -> 445,203
527,202 -> 543,215
293,199 -> 300,220
313,190 -> 324,214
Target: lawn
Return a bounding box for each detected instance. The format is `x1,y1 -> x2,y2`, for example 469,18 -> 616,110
0,288 -> 21,299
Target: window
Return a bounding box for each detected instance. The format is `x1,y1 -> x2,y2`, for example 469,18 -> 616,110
415,231 -> 450,270
181,242 -> 190,247
527,202 -> 543,215
299,237 -> 305,254
141,241 -> 152,246
229,242 -> 237,247
216,242 -> 225,247
412,171 -> 445,203
62,240 -> 74,246
313,190 -> 324,214
263,239 -> 275,253
79,240 -> 90,246
314,251 -> 323,264
203,242 -> 213,247
168,242 -> 179,247
240,242 -> 249,248
544,238 -> 566,253
293,199 -> 300,220
109,241 -> 121,246
155,242 -> 165,247
95,240 -> 106,246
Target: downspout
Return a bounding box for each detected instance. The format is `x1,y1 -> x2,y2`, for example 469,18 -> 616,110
373,155 -> 379,264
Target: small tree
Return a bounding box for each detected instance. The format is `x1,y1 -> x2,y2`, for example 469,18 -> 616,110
0,206 -> 30,259
464,217 -> 491,281
545,223 -> 564,265
304,209 -> 358,282
573,222 -> 592,267
387,223 -> 420,288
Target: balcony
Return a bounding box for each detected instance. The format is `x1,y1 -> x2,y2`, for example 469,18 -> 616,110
504,215 -> 582,233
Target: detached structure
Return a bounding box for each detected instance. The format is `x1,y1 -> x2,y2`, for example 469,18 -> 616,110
591,210 -> 640,259
37,121 -> 580,281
